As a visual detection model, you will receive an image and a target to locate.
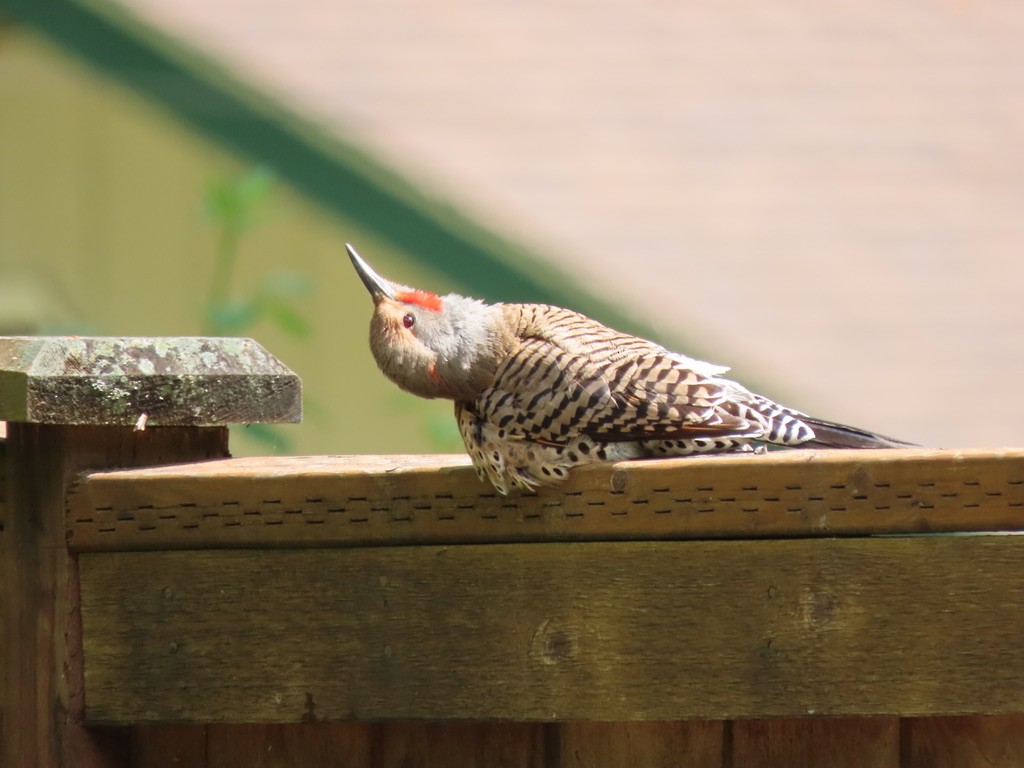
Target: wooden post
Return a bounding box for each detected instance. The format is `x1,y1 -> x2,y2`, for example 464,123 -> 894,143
0,337 -> 300,768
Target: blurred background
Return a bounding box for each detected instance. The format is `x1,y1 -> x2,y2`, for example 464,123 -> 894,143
1,1 -> 1021,455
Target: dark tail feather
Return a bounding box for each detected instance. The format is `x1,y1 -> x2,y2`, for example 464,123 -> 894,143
801,416 -> 919,449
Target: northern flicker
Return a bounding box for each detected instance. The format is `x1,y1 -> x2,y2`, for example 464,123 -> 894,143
348,244 -> 913,494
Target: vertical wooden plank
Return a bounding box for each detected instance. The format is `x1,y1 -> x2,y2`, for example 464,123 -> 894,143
2,424 -> 227,768
132,726 -> 208,768
0,430 -> 5,759
559,721 -> 724,768
1,335 -> 295,767
732,717 -> 899,768
207,724 -> 373,768
904,715 -> 1024,768
4,424 -> 120,768
378,723 -> 545,768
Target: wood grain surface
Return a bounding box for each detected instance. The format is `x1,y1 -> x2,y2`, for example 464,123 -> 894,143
80,534 -> 1024,725
731,717 -> 899,768
902,715 -> 1024,768
127,717 -> 1024,768
3,424 -> 228,767
0,336 -> 300,426
67,448 -> 1024,551
558,721 -> 724,768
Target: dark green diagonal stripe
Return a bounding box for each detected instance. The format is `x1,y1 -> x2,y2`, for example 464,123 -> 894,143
3,0 -> 661,343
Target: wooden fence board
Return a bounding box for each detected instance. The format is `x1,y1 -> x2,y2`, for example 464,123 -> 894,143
129,717 -> 1024,768
557,721 -> 723,768
903,716 -> 1024,768
1,428 -> 6,524
80,535 -> 1024,724
66,449 -> 1024,552
131,725 -> 207,768
3,424 -> 228,768
377,723 -> 545,768
0,432 -> 4,751
205,724 -> 373,768
731,717 -> 899,768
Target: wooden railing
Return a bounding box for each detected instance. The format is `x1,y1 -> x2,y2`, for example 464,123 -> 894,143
2,337 -> 1024,767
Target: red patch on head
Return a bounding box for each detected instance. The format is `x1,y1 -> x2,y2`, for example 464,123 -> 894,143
395,289 -> 443,313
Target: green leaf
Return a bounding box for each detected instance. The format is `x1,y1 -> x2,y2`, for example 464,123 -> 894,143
261,270 -> 315,299
203,178 -> 241,224
236,166 -> 276,206
207,299 -> 262,336
202,166 -> 276,231
266,299 -> 312,338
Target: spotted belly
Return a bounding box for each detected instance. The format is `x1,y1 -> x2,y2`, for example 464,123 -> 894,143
455,402 -> 756,494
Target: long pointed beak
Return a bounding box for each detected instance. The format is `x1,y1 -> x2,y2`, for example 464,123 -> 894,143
346,243 -> 396,302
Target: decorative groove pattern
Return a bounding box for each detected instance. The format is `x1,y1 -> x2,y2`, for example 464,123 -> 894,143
66,449 -> 1024,552
61,450 -> 1024,552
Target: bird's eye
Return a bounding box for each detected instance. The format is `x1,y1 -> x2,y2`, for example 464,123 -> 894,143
402,313 -> 416,329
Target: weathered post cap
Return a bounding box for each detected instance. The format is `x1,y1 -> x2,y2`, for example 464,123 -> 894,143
0,337 -> 301,426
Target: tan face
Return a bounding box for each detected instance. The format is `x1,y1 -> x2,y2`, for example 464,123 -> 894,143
373,299 -> 416,339
368,298 -> 450,400
349,244 -> 503,402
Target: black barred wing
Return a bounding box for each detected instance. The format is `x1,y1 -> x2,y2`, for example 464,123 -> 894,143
476,305 -> 773,444
578,353 -> 771,442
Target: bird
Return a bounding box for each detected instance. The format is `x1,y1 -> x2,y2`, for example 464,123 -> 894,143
347,244 -> 913,494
